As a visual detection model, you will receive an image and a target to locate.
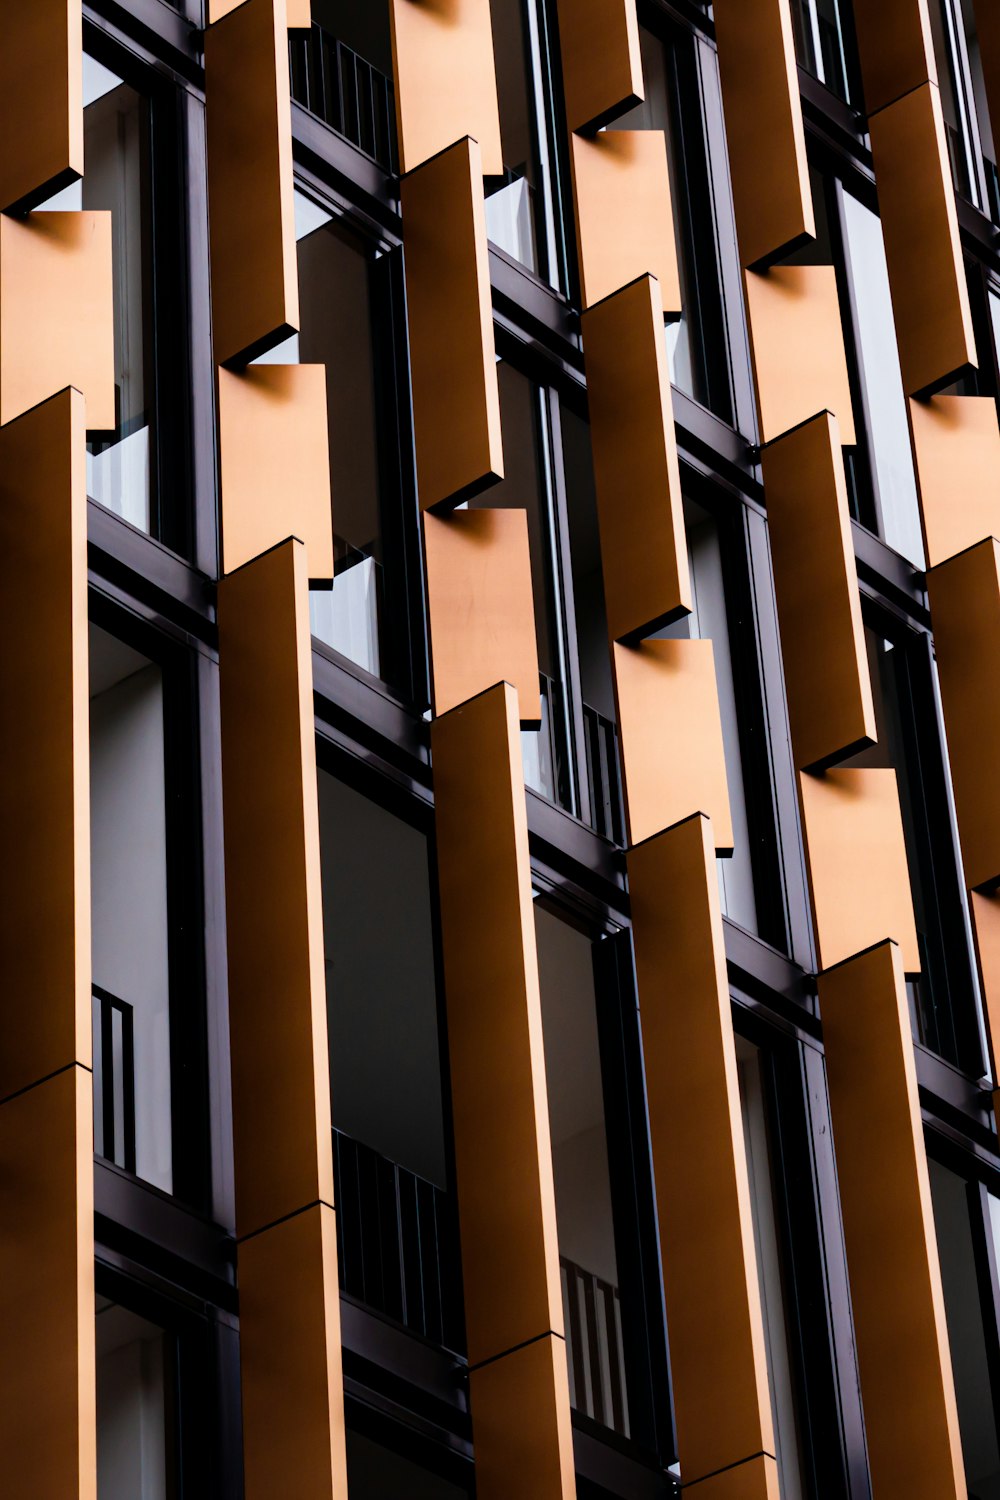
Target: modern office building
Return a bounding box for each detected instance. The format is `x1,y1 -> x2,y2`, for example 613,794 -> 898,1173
3,0 -> 1000,1496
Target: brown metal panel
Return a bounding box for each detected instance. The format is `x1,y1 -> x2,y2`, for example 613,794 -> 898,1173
0,212 -> 115,429
0,0 -> 82,212
554,0 -> 643,134
628,815 -> 775,1485
974,0 -> 1000,147
798,768 -> 920,972
582,274 -> 692,641
868,82 -> 976,397
423,509 -> 541,724
569,130 -> 680,313
218,539 -> 335,1240
0,390 -> 90,1101
852,0 -> 937,116
744,267 -> 856,445
402,137 -> 503,511
613,638 -> 733,852
0,1067 -> 96,1500
469,1335 -> 575,1500
685,1457 -> 780,1500
711,0 -> 814,269
761,412 -> 876,770
926,538 -> 1000,891
218,364 -> 333,579
969,891 -> 1000,1083
388,0 -> 502,175
210,0 -> 311,23
819,941 -> 965,1498
909,396 -> 1000,568
205,0 -> 299,366
239,1205 -> 347,1500
432,683 -> 564,1366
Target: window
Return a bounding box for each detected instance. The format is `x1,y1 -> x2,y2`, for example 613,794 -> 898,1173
928,0 -> 998,220
613,25 -> 735,421
317,763 -> 463,1348
791,0 -> 858,105
928,1157 -> 1000,1500
97,1299 -> 175,1499
345,1429 -> 470,1498
290,2 -> 396,172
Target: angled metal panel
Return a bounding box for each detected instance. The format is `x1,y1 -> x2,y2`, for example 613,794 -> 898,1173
0,0 -> 83,212
0,389 -> 90,1099
852,0 -> 938,115
926,538 -> 1000,891
218,539 -> 335,1240
432,683 -> 564,1367
798,768 -> 921,972
745,266 -> 856,445
820,941 -> 965,1499
388,0 -> 502,175
218,364 -> 333,579
423,509 -> 541,724
570,129 -> 680,313
582,274 -> 692,641
762,411 -> 876,770
969,890 -> 1000,1084
909,395 -> 1000,567
613,638 -> 733,852
210,0 -> 311,23
205,0 -> 299,366
629,814 -> 775,1485
239,1205 -> 347,1500
682,1457 -> 779,1500
554,0 -> 643,134
868,82 -> 976,397
0,212 -> 114,430
0,1067 -> 96,1500
469,1335 -> 576,1500
712,0 -> 814,268
402,136 -> 503,511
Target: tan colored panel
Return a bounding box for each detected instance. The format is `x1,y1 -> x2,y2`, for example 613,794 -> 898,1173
744,266 -> 856,445
218,539 -> 335,1239
868,82 -> 976,397
0,212 -> 114,429
555,0 -> 642,134
927,539 -> 1000,891
628,815 -> 774,1484
239,1205 -> 347,1500
0,390 -> 90,1101
909,396 -> 1000,568
799,768 -> 920,972
819,942 -> 965,1498
402,137 -> 503,511
210,0 -> 311,23
389,0 -> 502,175
218,364 -> 333,579
205,0 -> 299,366
969,890 -> 1000,1083
762,411 -> 876,770
432,684 -> 564,1366
570,130 -> 680,313
423,510 -> 541,723
469,1335 -> 575,1500
582,274 -> 692,641
0,0 -> 82,212
712,0 -> 814,269
613,638 -> 733,851
852,0 -> 937,116
0,1067 -> 96,1500
686,1456 -> 780,1500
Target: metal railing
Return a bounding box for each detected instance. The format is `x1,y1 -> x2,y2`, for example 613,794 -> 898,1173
333,1129 -> 464,1351
289,26 -> 396,173
92,986 -> 136,1174
583,701 -> 625,845
561,1255 -> 630,1437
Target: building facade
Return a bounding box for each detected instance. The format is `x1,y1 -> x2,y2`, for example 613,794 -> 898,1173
2,0 -> 1000,1496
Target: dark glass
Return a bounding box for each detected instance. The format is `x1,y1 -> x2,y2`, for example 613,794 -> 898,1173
97,1300 -> 176,1498
613,27 -> 734,421
346,1431 -> 469,1497
790,0 -> 855,103
292,1 -> 396,171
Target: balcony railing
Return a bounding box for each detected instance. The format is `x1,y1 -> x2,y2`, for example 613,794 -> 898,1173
333,1129 -> 465,1351
289,25 -> 396,174
561,1255 -> 630,1437
92,985 -> 136,1174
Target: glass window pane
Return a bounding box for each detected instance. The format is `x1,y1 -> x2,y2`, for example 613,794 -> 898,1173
90,625 -> 172,1194
96,1301 -> 173,1499
346,1431 -> 469,1497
